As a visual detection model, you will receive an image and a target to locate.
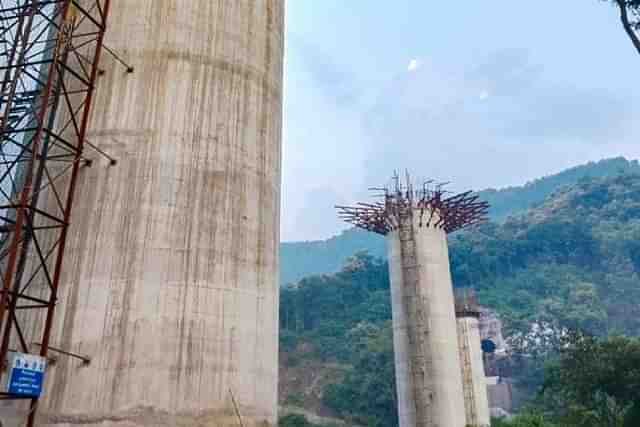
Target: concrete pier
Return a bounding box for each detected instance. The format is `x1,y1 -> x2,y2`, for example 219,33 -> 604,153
388,210 -> 466,427
13,1 -> 285,426
455,291 -> 491,427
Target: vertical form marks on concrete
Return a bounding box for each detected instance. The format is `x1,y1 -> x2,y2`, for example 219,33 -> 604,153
456,316 -> 491,427
388,230 -> 416,427
19,1 -> 285,426
455,288 -> 491,427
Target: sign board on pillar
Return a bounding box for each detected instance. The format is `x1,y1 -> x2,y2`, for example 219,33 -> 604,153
481,339 -> 497,354
4,352 -> 46,397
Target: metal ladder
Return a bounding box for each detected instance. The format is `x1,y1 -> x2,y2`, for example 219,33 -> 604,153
459,318 -> 478,425
398,204 -> 434,427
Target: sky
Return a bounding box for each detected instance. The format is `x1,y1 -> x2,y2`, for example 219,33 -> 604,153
281,1 -> 640,242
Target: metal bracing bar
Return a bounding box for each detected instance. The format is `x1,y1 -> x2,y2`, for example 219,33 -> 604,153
31,342 -> 90,364
101,43 -> 133,72
85,138 -> 116,164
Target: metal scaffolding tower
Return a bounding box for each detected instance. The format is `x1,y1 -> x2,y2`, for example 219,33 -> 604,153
0,0 -> 110,425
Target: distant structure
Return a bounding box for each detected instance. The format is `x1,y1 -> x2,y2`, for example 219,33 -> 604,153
478,308 -> 519,415
0,1 -> 284,427
455,289 -> 491,427
337,174 -> 488,427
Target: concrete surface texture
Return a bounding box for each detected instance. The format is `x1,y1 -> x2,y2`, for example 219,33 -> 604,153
13,1 -> 284,426
486,378 -> 515,415
0,405 -> 28,427
456,316 -> 491,427
387,210 -> 466,427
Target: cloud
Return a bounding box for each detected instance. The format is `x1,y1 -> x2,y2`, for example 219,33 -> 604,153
282,34 -> 370,241
288,187 -> 349,242
282,40 -> 640,241
466,48 -> 542,97
407,58 -> 421,72
287,32 -> 362,107
499,86 -> 631,142
361,49 -> 638,191
281,2 -> 640,242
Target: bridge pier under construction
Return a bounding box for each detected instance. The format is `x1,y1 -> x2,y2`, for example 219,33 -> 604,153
338,175 -> 489,427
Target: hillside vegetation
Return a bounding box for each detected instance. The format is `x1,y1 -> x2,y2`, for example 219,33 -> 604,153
279,173 -> 640,427
280,157 -> 640,285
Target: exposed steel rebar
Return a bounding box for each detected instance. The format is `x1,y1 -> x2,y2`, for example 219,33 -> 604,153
336,172 -> 489,235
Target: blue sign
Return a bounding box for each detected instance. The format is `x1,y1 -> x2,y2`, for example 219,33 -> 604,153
6,353 -> 46,397
481,338 -> 497,354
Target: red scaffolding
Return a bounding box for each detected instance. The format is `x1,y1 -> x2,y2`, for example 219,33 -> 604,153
0,1 -> 110,425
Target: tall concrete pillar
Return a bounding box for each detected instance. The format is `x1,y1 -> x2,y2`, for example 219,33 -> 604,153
21,1 -> 284,426
337,178 -> 488,427
388,211 -> 466,427
455,291 -> 490,427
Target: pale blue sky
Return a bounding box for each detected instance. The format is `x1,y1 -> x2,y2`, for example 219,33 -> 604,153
281,1 -> 640,241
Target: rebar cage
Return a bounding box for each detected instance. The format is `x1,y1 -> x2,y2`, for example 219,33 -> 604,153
336,172 -> 489,235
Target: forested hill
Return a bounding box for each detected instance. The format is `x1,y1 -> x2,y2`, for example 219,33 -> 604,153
278,173 -> 640,427
451,172 -> 640,336
477,157 -> 640,221
281,157 -> 640,285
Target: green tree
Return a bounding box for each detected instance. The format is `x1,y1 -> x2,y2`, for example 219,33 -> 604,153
279,173 -> 640,425
278,414 -> 338,427
601,1 -> 640,55
491,413 -> 556,427
541,282 -> 608,334
278,414 -> 314,427
323,323 -> 397,427
541,333 -> 640,426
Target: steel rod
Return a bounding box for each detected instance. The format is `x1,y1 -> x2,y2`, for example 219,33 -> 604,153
102,43 -> 133,73
31,342 -> 90,364
336,174 -> 489,235
85,139 -> 116,164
